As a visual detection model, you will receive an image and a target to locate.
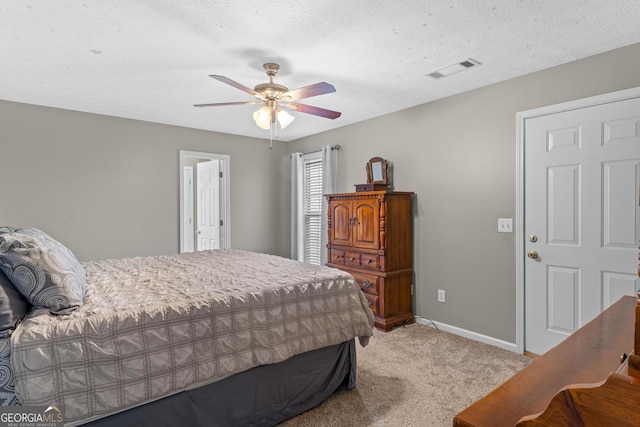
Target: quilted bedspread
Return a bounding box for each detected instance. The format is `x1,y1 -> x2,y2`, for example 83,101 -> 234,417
10,250 -> 374,424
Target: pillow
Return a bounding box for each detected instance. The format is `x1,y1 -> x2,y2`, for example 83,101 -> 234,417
0,269 -> 30,337
0,337 -> 19,405
0,228 -> 86,315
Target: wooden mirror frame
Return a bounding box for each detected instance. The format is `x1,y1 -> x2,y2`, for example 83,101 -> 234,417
366,157 -> 388,185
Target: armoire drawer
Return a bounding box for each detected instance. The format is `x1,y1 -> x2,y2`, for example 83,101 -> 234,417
344,251 -> 362,268
351,272 -> 379,295
343,251 -> 379,271
359,253 -> 379,271
362,292 -> 379,315
329,249 -> 345,265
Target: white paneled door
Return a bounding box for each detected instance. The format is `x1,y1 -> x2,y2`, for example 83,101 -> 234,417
524,95 -> 640,355
196,160 -> 221,251
181,166 -> 195,252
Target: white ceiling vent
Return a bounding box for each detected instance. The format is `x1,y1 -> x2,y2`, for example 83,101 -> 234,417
427,58 -> 481,79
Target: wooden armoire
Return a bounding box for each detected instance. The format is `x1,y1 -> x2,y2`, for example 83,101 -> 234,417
325,190 -> 414,331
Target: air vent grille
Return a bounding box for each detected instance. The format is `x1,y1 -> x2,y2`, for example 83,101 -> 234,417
427,58 -> 481,79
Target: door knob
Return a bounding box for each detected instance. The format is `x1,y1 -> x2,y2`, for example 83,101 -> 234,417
527,250 -> 539,259
529,234 -> 538,243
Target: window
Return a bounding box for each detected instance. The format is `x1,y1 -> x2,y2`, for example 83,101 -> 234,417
302,152 -> 323,265
291,145 -> 338,266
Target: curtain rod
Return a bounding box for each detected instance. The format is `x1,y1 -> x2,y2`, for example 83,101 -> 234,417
312,144 -> 341,154
297,144 -> 341,156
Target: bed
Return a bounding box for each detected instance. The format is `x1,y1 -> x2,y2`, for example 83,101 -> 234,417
0,227 -> 374,426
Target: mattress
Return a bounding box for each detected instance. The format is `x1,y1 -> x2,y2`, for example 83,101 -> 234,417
10,249 -> 374,424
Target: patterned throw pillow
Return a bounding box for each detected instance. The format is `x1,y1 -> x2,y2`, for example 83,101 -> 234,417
0,337 -> 18,406
0,228 -> 86,315
0,270 -> 30,337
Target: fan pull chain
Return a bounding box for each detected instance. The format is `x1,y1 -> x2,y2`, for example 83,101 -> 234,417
269,123 -> 274,149
269,120 -> 281,149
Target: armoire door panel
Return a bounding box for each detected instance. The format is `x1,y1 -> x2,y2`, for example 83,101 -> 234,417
329,201 -> 351,246
352,199 -> 379,249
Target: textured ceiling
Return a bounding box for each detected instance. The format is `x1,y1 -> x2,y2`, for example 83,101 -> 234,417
2,1 -> 639,141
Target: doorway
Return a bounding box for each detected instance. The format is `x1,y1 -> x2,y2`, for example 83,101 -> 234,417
179,150 -> 231,252
516,87 -> 640,354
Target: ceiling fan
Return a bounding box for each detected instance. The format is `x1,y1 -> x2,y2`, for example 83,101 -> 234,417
194,63 -> 341,133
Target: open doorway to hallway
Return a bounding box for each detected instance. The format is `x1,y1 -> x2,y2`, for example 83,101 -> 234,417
179,150 -> 230,252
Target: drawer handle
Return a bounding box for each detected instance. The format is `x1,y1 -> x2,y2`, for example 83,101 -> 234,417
366,259 -> 373,264
350,257 -> 355,261
367,300 -> 373,307
363,280 -> 373,288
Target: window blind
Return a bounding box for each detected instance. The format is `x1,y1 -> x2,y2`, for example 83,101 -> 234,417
303,156 -> 323,265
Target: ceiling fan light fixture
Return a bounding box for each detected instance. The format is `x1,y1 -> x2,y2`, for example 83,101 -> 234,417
253,106 -> 272,129
276,109 -> 295,129
197,63 -> 341,137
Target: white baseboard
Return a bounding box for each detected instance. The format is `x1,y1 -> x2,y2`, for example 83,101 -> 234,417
414,317 -> 519,353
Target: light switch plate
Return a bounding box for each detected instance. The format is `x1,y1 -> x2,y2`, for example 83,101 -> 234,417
498,218 -> 513,233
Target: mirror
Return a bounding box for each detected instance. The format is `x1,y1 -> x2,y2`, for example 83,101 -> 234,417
366,157 -> 388,185
372,162 -> 383,181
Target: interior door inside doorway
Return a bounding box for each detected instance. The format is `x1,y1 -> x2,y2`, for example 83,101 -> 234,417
179,150 -> 230,253
196,159 -> 221,251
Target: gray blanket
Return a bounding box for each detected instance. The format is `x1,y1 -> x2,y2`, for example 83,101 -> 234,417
10,250 -> 374,424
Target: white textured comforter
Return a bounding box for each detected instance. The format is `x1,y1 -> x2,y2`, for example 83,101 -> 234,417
10,250 -> 374,424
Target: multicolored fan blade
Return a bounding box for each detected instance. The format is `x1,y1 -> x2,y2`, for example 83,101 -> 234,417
284,82 -> 336,101
284,102 -> 341,119
193,101 -> 260,107
208,75 -> 259,98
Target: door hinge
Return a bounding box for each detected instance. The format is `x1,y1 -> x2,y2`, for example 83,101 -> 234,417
219,220 -> 224,226
219,171 -> 223,178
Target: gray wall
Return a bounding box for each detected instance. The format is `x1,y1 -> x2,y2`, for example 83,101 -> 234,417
289,42 -> 640,343
2,42 -> 639,344
0,102 -> 291,261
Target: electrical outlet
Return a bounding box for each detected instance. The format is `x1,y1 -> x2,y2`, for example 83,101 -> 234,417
437,289 -> 446,303
498,218 -> 513,233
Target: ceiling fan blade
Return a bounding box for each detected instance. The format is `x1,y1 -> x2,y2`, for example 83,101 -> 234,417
209,75 -> 258,97
193,101 -> 260,107
284,82 -> 336,101
285,102 -> 341,119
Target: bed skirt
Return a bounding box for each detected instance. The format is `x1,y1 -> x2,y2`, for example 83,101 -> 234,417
82,339 -> 356,426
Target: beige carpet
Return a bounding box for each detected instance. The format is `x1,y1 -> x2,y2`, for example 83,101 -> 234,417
281,323 -> 532,427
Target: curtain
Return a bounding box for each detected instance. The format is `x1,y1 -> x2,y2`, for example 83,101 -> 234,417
290,146 -> 338,264
320,145 -> 338,265
290,152 -> 304,261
